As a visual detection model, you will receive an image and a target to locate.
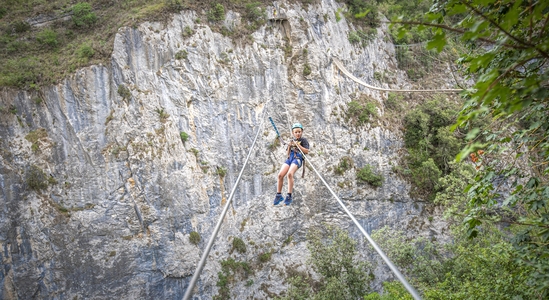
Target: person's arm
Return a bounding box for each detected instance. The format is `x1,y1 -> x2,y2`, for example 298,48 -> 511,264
295,140 -> 309,155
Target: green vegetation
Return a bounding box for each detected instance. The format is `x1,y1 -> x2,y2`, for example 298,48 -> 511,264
71,2 -> 98,28
401,98 -> 462,200
117,85 -> 131,101
175,49 -> 188,60
258,251 -> 272,263
340,0 -> 380,28
280,226 -> 372,299
334,156 -> 353,175
0,0 -> 267,89
385,92 -> 402,110
367,219 -> 538,298
155,107 -> 169,123
190,148 -> 199,157
207,3 -> 225,22
215,258 -> 251,300
346,96 -> 377,126
77,43 -> 94,60
180,131 -> 189,143
189,231 -> 200,245
335,8 -> 342,22
25,128 -> 47,152
216,166 -> 227,178
25,165 -> 54,191
231,237 -> 246,254
244,2 -> 266,26
348,29 -> 376,47
36,29 -> 59,48
357,165 -> 383,187
182,26 -> 193,37
302,63 -> 311,76
388,0 -> 549,295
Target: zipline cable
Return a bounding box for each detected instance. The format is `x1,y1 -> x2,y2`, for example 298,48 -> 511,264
333,57 -> 463,93
182,115 -> 266,300
292,143 -> 423,300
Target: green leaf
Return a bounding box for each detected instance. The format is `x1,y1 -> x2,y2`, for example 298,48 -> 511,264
456,142 -> 486,161
501,0 -> 522,31
425,12 -> 442,22
426,32 -> 446,52
473,0 -> 497,5
447,4 -> 467,15
466,128 -> 480,140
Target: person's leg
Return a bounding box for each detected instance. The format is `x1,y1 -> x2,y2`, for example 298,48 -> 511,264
277,164 -> 290,193
287,163 -> 299,194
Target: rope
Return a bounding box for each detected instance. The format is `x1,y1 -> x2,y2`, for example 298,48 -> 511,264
293,145 -> 423,300
332,57 -> 463,93
182,115 -> 266,300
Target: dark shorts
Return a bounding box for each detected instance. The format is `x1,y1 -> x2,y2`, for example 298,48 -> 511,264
284,156 -> 303,168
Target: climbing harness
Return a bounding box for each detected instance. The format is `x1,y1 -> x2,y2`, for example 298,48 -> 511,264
270,117 -> 307,178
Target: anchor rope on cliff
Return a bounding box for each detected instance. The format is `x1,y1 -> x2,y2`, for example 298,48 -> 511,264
332,56 -> 464,93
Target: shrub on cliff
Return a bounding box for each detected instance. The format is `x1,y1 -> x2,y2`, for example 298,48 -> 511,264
72,2 -> 97,28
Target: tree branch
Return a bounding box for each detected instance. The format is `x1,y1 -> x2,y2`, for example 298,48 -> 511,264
539,10 -> 549,38
460,0 -> 549,59
477,57 -> 536,104
389,20 -> 529,50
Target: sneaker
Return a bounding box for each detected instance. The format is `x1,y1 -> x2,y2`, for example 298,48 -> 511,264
284,194 -> 293,206
273,194 -> 284,206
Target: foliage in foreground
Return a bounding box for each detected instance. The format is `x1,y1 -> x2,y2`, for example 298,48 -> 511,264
394,0 -> 549,294
368,223 -> 538,299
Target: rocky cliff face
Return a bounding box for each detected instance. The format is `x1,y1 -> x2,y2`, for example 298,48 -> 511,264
0,1 -> 455,299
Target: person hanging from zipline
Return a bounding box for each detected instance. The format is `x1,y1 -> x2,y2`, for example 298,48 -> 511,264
273,122 -> 309,206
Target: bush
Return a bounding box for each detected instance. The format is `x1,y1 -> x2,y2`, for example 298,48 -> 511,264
232,237 -> 246,254
117,85 -> 131,100
13,21 -> 31,33
347,100 -> 377,125
175,49 -> 188,60
216,167 -> 227,178
306,226 -> 372,299
72,2 -> 97,28
0,57 -> 40,88
0,7 -> 6,19
207,3 -> 225,22
182,26 -> 193,37
259,251 -> 272,263
189,231 -> 200,245
180,131 -> 189,143
303,63 -> 311,76
335,156 -> 353,175
36,29 -> 59,48
357,165 -> 383,187
216,258 -> 251,299
155,108 -> 169,122
26,165 -> 49,191
25,128 -> 47,152
410,158 -> 441,193
386,93 -> 402,110
348,31 -> 360,44
245,2 -> 265,22
78,44 -> 94,59
165,0 -> 183,12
